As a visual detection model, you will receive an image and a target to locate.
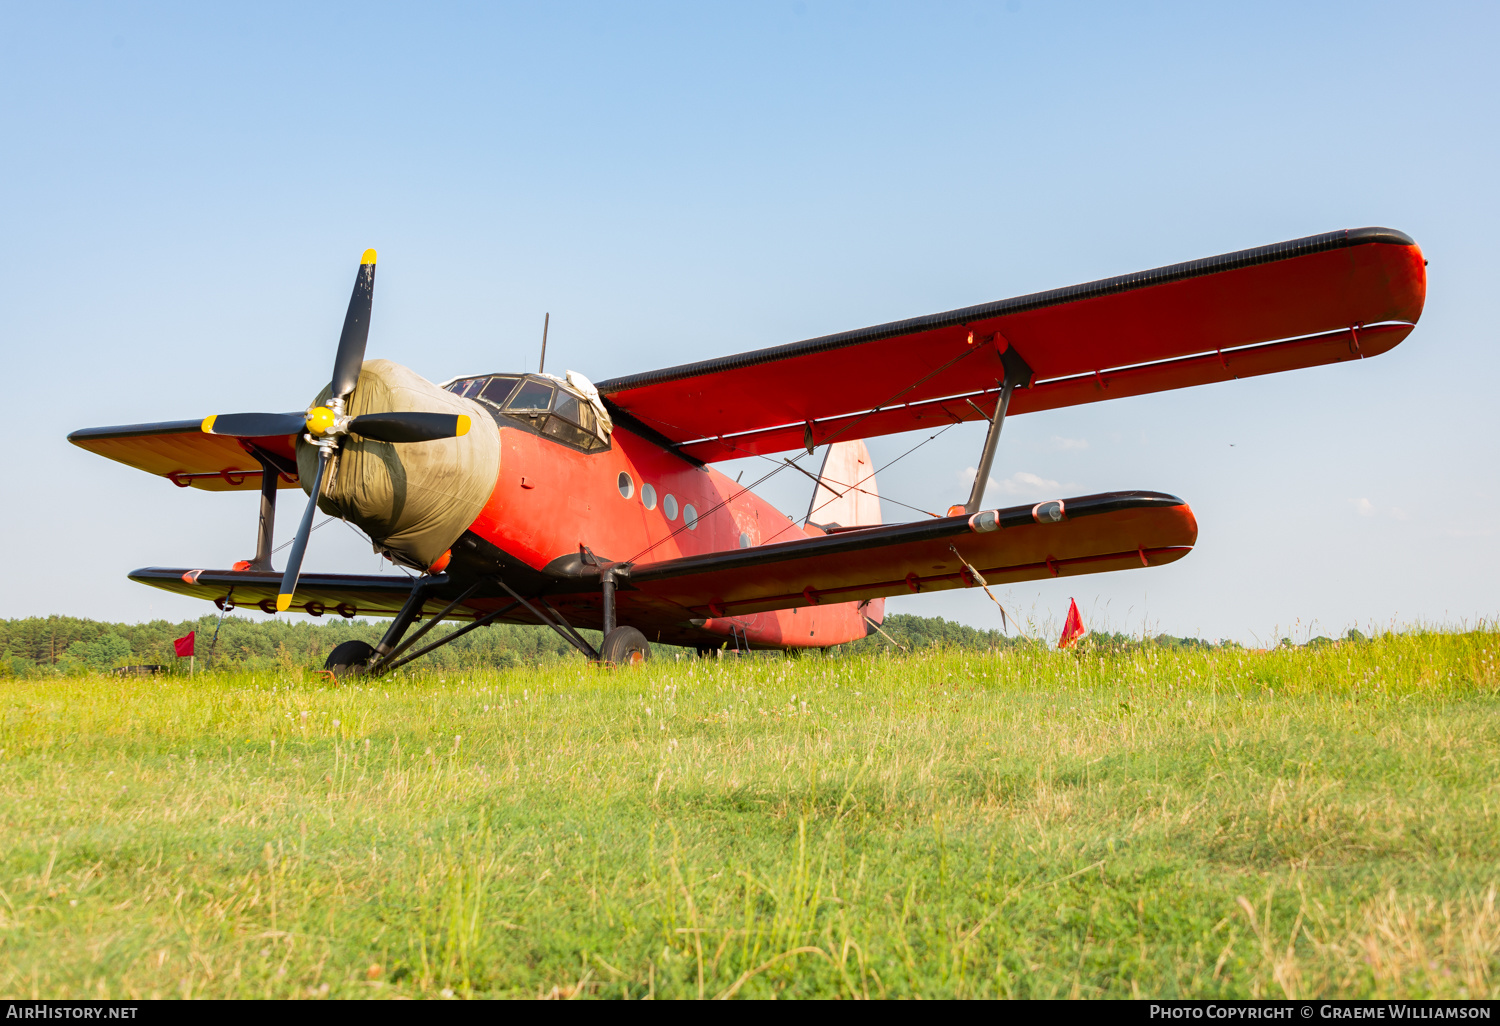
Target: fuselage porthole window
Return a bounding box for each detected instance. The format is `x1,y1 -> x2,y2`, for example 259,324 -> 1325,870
617,472 -> 634,499
641,483 -> 657,510
739,532 -> 751,549
683,504 -> 698,530
663,494 -> 679,521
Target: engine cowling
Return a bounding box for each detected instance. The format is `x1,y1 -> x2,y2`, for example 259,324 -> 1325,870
296,359 -> 501,569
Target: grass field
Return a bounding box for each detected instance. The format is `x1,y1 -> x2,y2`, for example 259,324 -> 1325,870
2,630 -> 1498,999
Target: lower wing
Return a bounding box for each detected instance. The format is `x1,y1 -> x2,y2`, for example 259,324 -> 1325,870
129,568 -> 455,618
625,490 -> 1197,616
131,491 -> 1195,629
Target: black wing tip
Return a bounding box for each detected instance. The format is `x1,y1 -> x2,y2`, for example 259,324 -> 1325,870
1348,226 -> 1417,247
1055,490 -> 1187,512
130,566 -> 278,579
68,419 -> 207,444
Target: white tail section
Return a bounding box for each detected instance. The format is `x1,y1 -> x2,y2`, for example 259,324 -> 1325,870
806,439 -> 881,529
807,440 -> 886,632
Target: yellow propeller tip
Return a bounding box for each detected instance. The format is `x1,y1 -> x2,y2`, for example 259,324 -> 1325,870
361,248 -> 377,265
456,415 -> 470,436
200,415 -> 217,434
275,594 -> 293,613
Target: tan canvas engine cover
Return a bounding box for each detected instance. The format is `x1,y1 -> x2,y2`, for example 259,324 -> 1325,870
296,359 -> 501,569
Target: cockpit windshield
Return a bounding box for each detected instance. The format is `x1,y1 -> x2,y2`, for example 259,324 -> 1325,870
444,373 -> 609,453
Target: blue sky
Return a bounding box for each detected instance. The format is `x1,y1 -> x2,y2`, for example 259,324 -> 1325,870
2,2 -> 1496,643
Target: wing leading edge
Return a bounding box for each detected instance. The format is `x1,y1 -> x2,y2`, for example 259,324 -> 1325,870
598,228 -> 1425,461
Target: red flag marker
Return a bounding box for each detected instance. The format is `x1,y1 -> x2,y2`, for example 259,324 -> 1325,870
174,630 -> 196,676
1058,598 -> 1088,649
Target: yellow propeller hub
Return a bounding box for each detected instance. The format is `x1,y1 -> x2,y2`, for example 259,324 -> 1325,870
305,406 -> 338,436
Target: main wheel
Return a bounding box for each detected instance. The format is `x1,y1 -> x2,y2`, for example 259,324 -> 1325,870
600,626 -> 651,666
325,639 -> 376,677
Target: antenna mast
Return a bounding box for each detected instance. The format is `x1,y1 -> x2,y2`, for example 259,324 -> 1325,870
538,312 -> 550,373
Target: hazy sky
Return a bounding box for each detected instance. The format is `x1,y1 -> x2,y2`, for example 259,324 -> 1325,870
3,2 -> 1495,643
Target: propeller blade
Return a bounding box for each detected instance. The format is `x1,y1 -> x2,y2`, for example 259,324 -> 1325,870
275,446 -> 332,613
348,412 -> 471,443
201,412 -> 305,437
329,249 -> 377,403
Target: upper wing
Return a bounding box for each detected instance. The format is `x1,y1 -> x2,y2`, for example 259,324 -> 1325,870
598,228 -> 1425,462
68,419 -> 301,492
626,490 -> 1197,616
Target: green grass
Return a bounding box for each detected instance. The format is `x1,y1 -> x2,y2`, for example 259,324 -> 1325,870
2,631 -> 1499,999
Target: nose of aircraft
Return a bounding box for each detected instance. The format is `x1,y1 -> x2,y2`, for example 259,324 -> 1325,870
296,359 -> 501,570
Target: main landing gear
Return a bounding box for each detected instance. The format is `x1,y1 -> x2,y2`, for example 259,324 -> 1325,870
326,639 -> 376,676
583,548 -> 651,667
600,626 -> 651,666
319,553 -> 651,676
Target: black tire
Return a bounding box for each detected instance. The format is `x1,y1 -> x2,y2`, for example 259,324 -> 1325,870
325,639 -> 376,677
600,626 -> 651,666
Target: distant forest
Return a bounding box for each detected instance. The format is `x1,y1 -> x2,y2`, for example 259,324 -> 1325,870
0,611 -> 1036,676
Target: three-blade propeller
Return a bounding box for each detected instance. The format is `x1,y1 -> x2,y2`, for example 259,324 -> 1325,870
201,249 -> 470,612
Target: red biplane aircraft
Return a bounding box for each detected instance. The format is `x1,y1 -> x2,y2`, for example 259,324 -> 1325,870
69,228 -> 1426,672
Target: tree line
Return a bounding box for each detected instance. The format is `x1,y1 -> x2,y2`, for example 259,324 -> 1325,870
0,609 -> 1038,675
0,610 -> 1243,677
0,613 -> 585,676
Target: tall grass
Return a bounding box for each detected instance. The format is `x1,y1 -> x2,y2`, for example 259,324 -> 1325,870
1,630 -> 1498,998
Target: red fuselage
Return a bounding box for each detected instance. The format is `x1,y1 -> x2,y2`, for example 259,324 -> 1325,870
459,411 -> 877,649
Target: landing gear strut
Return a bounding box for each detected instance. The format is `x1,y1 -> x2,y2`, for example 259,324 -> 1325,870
582,548 -> 650,666
317,549 -> 655,674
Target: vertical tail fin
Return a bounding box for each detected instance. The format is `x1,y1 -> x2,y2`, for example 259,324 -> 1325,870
806,439 -> 881,529
806,440 -> 886,630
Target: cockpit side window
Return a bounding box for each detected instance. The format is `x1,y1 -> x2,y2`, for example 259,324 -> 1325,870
479,375 -> 521,407
505,379 -> 556,415
544,392 -> 601,451
444,373 -> 610,453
